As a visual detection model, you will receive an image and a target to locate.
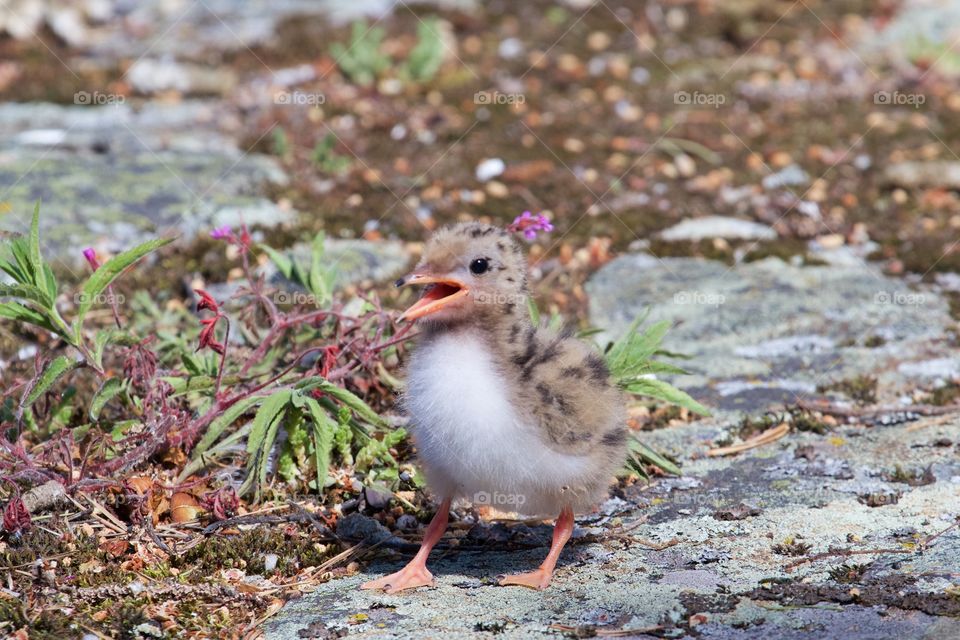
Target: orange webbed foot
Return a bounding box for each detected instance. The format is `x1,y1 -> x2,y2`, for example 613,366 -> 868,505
498,568 -> 554,590
360,564 -> 435,594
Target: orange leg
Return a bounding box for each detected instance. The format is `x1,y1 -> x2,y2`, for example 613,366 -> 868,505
499,506 -> 574,590
360,497 -> 451,594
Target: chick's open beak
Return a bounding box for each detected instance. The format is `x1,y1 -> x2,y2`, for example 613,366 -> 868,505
395,272 -> 470,321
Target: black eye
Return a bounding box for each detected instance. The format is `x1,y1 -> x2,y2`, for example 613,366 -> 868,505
469,258 -> 490,275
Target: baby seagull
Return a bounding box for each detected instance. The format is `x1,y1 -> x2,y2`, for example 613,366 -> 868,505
361,222 -> 627,593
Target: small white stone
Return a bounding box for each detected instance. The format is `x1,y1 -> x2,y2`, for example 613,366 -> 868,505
498,37 -> 523,59
475,158 -> 505,182
631,67 -> 651,85
263,553 -> 279,572
660,216 -> 776,242
16,129 -> 67,146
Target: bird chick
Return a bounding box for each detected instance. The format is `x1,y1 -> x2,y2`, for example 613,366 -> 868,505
361,222 -> 627,593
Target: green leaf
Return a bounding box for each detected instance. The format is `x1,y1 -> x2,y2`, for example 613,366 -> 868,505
76,236 -> 174,327
0,282 -> 53,308
192,395 -> 262,457
622,377 -> 710,417
28,201 -> 42,287
605,318 -> 670,381
303,396 -> 336,490
625,436 -> 682,477
0,301 -> 58,334
296,377 -> 386,427
89,378 -> 124,420
25,355 -> 80,406
241,391 -> 291,496
259,244 -> 293,279
308,233 -> 333,304
527,296 -> 540,325
178,421 -> 253,481
49,386 -> 76,430
246,390 -> 292,456
9,236 -> 35,284
93,329 -> 138,369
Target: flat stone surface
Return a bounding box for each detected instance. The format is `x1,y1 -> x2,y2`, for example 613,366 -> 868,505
0,102 -> 290,265
267,414 -> 960,639
585,254 -> 956,415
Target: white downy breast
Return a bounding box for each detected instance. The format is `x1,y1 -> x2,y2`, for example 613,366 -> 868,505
405,329 -> 589,507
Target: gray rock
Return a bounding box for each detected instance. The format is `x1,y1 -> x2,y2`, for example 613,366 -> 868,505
761,164 -> 810,190
0,148 -> 290,265
859,0 -> 960,76
268,412 -> 960,639
0,101 -> 290,265
260,238 -> 412,291
6,0 -> 477,61
586,254 -> 955,414
659,216 -> 777,242
883,161 -> 960,189
127,58 -> 238,96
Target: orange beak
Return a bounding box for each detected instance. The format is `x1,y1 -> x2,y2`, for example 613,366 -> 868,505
396,273 -> 470,321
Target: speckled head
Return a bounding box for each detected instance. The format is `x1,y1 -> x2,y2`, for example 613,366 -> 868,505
396,222 -> 530,326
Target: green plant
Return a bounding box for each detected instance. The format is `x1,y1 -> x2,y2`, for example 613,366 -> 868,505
330,21 -> 391,86
402,17 -> 445,82
272,126 -> 290,159
601,313 -> 710,478
311,133 -> 351,174
603,314 -> 710,416
259,232 -> 337,307
0,203 -> 171,420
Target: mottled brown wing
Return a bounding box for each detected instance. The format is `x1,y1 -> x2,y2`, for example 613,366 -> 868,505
512,327 -> 627,457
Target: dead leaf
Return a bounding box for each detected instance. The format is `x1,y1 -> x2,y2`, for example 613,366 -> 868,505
171,492 -> 203,523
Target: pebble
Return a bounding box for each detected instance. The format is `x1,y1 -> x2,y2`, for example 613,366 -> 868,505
762,164 -> 810,190
475,157 -> 505,182
563,138 -> 585,153
587,31 -> 612,51
660,216 -> 777,242
674,153 -> 696,178
498,37 -> 524,58
263,553 -> 279,572
486,181 -> 509,198
631,67 -> 651,84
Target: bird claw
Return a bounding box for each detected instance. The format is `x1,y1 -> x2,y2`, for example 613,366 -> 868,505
498,568 -> 553,590
360,565 -> 435,594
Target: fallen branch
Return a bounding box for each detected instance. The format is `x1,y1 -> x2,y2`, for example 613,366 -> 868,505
784,547 -> 911,572
201,509 -> 336,539
548,623 -> 663,636
785,516 -> 959,571
707,423 -> 789,457
796,400 -> 960,419
633,537 -> 680,551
